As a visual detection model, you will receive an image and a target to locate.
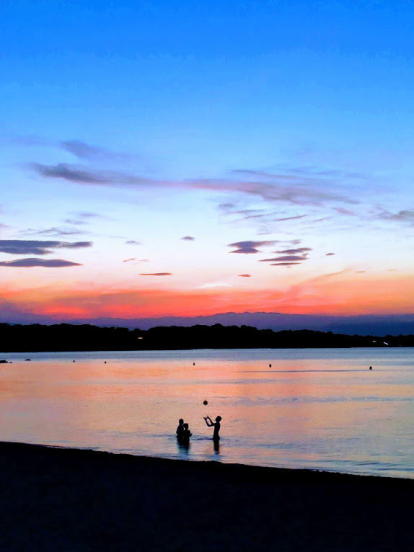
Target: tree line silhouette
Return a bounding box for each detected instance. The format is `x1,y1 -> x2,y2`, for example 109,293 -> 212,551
0,322 -> 413,352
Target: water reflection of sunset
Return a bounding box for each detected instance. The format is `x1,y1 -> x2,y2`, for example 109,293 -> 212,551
0,350 -> 412,478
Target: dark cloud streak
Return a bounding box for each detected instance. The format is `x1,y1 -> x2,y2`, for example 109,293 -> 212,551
31,163 -> 149,186
229,240 -> 276,254
140,272 -> 172,276
260,255 -> 308,262
273,215 -> 307,222
275,247 -> 312,254
270,262 -> 301,267
0,258 -> 82,268
0,240 -> 92,255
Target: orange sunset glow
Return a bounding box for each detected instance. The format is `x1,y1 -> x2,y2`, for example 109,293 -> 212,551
2,272 -> 413,325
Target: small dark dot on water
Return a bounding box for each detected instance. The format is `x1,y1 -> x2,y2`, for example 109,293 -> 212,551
193,363 -> 195,365
269,364 -> 272,367
369,366 -> 372,370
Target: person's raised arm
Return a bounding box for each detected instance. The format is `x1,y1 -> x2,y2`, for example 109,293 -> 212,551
204,416 -> 213,427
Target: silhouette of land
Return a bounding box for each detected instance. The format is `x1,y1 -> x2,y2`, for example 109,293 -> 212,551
0,442 -> 412,551
0,322 -> 414,352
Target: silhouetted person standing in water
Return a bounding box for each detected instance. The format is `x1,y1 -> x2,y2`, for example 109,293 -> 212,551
182,423 -> 192,447
176,419 -> 185,442
204,416 -> 222,441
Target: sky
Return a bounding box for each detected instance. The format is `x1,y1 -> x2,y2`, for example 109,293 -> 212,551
1,0 -> 414,327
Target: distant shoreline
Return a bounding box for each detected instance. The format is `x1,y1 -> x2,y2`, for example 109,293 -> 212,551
0,441 -> 412,551
1,345 -> 414,355
1,322 -> 414,352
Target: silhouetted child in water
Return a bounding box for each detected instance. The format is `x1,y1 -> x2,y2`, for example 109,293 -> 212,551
204,416 -> 222,441
182,423 -> 192,446
176,419 -> 185,442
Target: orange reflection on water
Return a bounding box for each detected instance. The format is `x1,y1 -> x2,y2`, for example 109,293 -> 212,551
0,350 -> 412,478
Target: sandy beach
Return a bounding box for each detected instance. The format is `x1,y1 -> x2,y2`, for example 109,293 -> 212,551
0,442 -> 412,551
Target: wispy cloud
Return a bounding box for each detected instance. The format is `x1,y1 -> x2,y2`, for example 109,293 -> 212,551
378,210 -> 414,225
65,212 -> 104,225
60,140 -> 132,161
274,247 -> 312,254
140,272 -> 172,276
218,203 -> 237,212
10,134 -> 134,161
285,167 -> 365,179
61,140 -> 109,159
333,207 -> 357,216
238,274 -> 251,277
233,209 -> 267,220
123,258 -> 149,263
77,212 -> 101,219
270,262 -> 301,267
273,215 -> 307,222
0,258 -> 81,267
31,163 -> 150,186
125,240 -> 142,245
218,203 -> 315,236
192,176 -> 358,207
24,227 -> 86,237
229,240 -> 276,254
181,236 -> 195,241
64,219 -> 88,226
30,161 -> 359,209
0,240 -> 92,255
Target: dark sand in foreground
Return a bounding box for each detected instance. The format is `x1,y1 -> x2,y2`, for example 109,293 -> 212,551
0,442 -> 412,551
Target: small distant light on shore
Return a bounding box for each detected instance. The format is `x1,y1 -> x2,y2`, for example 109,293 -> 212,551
138,337 -> 144,340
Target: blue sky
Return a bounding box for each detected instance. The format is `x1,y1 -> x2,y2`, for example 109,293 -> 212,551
3,0 -> 414,174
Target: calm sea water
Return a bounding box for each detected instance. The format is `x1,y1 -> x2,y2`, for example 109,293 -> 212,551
0,348 -> 412,478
